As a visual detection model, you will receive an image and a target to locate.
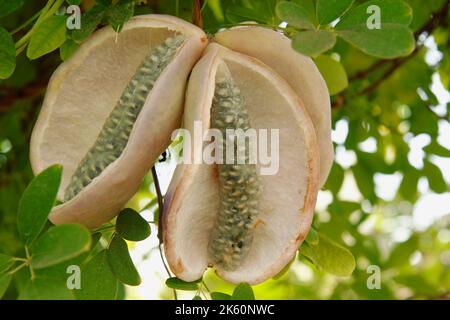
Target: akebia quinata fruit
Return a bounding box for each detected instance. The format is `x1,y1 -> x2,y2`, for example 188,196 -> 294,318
163,43 -> 322,284
30,15 -> 207,228
30,16 -> 332,284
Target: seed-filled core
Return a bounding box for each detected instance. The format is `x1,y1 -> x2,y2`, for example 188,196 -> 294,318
64,34 -> 185,202
208,63 -> 261,270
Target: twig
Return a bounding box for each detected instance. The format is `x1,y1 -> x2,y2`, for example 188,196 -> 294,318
192,0 -> 204,28
158,244 -> 178,300
151,166 -> 164,244
348,0 -> 450,82
202,280 -> 211,293
151,166 -> 177,299
359,48 -> 419,96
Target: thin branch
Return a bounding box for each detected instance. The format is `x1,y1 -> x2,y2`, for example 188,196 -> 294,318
349,59 -> 388,81
151,166 -> 164,244
359,48 -> 419,96
192,0 -> 204,28
159,244 -> 178,300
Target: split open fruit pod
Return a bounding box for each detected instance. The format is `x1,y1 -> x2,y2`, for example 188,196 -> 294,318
30,16 -> 332,284
30,15 -> 207,228
163,42 -> 321,284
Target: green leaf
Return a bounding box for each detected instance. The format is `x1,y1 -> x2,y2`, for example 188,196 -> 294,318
337,0 -> 413,29
0,253 -> 14,274
323,163 -> 345,194
299,233 -> 355,276
423,141 -> 450,157
423,160 -> 448,194
211,292 -> 232,300
0,0 -> 24,18
31,224 -> 91,269
165,277 -> 199,291
72,5 -> 106,43
385,235 -> 418,268
75,250 -> 118,300
0,27 -> 16,79
35,252 -> 88,281
106,0 -> 135,32
17,164 -> 62,245
232,283 -> 255,300
33,232 -> 101,283
335,0 -> 414,59
336,24 -> 415,59
399,167 -> 420,201
60,39 -> 79,61
107,235 -> 141,286
225,1 -> 275,25
27,15 -> 67,60
329,201 -> 361,216
193,295 -> 202,300
316,0 -> 354,25
292,0 -> 317,24
292,30 -> 336,57
19,277 -> 74,300
352,163 -> 375,199
67,0 -> 82,5
357,150 -> 396,174
314,55 -> 348,95
305,228 -> 319,245
0,274 -> 12,298
276,1 -> 315,30
115,208 -> 151,241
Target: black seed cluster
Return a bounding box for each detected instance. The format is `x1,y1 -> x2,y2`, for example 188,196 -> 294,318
208,66 -> 261,271
64,34 -> 185,202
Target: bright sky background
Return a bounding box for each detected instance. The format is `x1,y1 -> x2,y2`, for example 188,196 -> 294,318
127,37 -> 450,300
